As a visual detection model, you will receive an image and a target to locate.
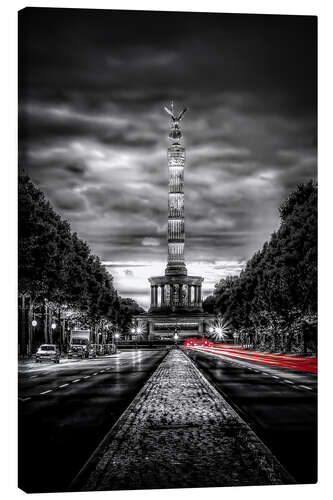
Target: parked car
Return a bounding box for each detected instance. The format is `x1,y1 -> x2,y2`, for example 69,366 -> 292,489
68,344 -> 87,359
96,344 -> 106,356
105,343 -> 117,354
88,344 -> 97,358
68,330 -> 90,359
36,344 -> 60,363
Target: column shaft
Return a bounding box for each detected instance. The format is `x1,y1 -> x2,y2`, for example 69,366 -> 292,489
170,284 -> 174,306
187,285 -> 191,306
178,284 -> 183,305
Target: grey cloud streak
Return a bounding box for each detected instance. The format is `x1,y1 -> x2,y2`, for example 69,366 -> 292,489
19,8 -> 317,306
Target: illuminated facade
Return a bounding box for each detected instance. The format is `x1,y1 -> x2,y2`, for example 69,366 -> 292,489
135,103 -> 214,338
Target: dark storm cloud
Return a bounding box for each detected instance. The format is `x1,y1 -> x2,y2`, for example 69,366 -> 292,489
18,8 -> 317,303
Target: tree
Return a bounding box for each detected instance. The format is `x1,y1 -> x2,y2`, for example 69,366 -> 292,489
213,180 -> 317,353
202,295 -> 215,313
18,175 -> 119,351
117,298 -> 145,333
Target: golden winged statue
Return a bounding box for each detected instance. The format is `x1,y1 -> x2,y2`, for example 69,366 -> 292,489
164,101 -> 188,123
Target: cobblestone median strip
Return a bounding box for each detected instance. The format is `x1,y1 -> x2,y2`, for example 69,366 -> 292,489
73,349 -> 294,491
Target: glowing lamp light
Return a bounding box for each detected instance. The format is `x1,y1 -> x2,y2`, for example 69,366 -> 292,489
51,323 -> 57,330
115,333 -> 120,339
32,319 -> 37,327
174,333 -> 179,340
215,327 -> 223,335
208,326 -> 214,334
136,327 -> 142,335
131,328 -> 136,334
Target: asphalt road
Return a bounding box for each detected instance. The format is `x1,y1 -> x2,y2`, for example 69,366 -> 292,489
18,349 -> 167,493
187,349 -> 317,485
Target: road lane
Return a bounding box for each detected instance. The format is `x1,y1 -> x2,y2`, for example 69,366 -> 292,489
18,351 -> 146,398
18,349 -> 167,493
186,349 -> 317,485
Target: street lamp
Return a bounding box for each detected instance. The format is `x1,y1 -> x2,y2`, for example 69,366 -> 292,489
30,319 -> 38,357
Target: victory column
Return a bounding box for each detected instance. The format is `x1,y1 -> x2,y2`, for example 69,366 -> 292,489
134,103 -> 214,339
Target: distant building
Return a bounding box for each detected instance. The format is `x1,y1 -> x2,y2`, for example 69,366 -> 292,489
134,103 -> 214,339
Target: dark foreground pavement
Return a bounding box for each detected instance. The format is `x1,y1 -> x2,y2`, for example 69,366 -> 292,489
72,349 -> 293,492
18,349 -> 167,493
187,349 -> 317,484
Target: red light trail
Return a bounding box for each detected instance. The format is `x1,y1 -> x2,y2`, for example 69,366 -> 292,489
183,339 -> 317,373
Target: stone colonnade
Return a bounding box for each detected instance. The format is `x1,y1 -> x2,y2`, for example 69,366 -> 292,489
150,282 -> 202,309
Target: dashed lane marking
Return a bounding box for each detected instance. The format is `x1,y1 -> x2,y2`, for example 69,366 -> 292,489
40,389 -> 53,395
59,383 -> 69,388
93,372 -> 98,375
19,396 -> 31,402
72,379 -> 81,383
284,380 -> 294,384
299,385 -> 312,390
272,376 -> 280,379
83,375 -> 90,379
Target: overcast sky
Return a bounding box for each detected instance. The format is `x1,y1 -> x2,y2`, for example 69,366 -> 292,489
19,8 -> 317,308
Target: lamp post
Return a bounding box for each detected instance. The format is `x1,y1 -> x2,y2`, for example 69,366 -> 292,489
31,319 -> 37,356
174,324 -> 180,348
130,327 -> 136,348
51,322 -> 56,344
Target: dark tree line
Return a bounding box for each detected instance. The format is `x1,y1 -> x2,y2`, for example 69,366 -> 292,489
203,181 -> 317,354
18,175 -> 143,352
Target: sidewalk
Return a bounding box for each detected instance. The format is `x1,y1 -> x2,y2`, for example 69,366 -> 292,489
72,349 -> 294,491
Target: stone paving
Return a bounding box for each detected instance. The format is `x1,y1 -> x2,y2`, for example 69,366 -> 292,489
74,349 -> 294,491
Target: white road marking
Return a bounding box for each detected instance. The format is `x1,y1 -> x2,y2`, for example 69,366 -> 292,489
93,372 -> 98,375
299,385 -> 312,390
263,373 -> 270,376
83,375 -> 90,379
284,380 -> 294,384
100,370 -> 105,373
272,376 -> 280,379
19,396 -> 31,401
72,379 -> 80,383
59,383 -> 69,388
40,389 -> 53,395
